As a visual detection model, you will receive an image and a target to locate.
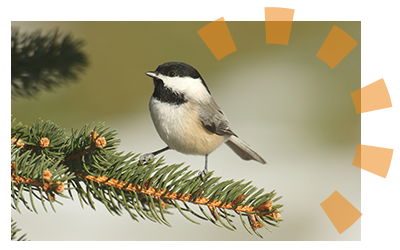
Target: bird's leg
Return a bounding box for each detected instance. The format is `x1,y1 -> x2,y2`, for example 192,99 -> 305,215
198,154 -> 209,182
139,146 -> 170,164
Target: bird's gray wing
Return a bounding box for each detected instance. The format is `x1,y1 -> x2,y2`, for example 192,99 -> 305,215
198,99 -> 267,164
198,99 -> 236,136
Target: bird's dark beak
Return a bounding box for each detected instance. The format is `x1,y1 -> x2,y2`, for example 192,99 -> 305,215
145,71 -> 158,79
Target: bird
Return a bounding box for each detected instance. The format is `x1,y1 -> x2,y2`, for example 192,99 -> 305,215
140,62 -> 266,180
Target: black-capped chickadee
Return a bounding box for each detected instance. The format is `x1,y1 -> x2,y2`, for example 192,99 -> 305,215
140,62 -> 266,180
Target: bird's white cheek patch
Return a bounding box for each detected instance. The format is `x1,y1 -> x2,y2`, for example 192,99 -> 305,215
161,76 -> 210,103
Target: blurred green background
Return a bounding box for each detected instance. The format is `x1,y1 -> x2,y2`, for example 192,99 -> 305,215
11,21 -> 360,240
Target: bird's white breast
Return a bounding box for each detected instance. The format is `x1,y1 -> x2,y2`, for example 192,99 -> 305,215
149,97 -> 228,155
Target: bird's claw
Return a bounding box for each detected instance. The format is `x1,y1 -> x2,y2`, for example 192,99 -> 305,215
139,153 -> 155,165
198,168 -> 208,182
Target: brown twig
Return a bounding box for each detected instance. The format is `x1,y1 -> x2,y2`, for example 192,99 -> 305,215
11,162 -> 65,201
75,172 -> 281,226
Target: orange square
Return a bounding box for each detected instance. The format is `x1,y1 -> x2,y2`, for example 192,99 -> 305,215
320,191 -> 362,234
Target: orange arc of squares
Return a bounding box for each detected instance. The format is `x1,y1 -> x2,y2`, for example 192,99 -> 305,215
320,191 -> 362,234
350,78 -> 392,114
198,9 -> 391,235
352,144 -> 394,178
316,25 -> 358,69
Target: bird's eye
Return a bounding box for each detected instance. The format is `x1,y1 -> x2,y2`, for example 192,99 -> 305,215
168,71 -> 177,77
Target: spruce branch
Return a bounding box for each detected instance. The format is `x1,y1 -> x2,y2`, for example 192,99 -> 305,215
11,27 -> 88,99
11,118 -> 283,237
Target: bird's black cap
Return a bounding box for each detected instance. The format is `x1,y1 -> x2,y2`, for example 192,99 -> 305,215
155,62 -> 202,78
147,62 -> 211,94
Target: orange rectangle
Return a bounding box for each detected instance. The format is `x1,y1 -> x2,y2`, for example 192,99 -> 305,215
361,77 -> 393,113
316,25 -> 358,68
352,144 -> 393,178
265,7 -> 295,45
350,78 -> 392,113
320,191 -> 362,234
197,17 -> 237,61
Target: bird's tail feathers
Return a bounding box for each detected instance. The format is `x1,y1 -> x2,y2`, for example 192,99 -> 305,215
225,136 -> 266,164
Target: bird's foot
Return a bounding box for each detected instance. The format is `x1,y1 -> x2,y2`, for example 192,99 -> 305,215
198,168 -> 208,182
139,153 -> 155,165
